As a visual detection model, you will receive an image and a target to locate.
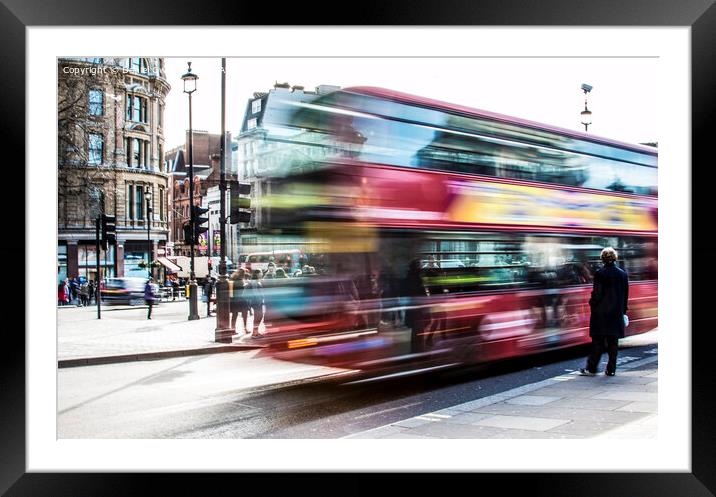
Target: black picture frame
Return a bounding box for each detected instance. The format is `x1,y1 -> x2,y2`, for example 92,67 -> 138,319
4,0 -> 713,494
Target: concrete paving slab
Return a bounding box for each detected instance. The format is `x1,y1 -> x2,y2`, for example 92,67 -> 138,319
471,403 -> 649,425
615,401 -> 658,414
407,421 -> 506,439
394,417 -> 437,429
442,412 -> 494,425
506,395 -> 561,406
379,432 -> 441,439
474,414 -> 570,431
593,414 -> 657,439
489,429 -> 577,439
591,391 -> 657,403
528,385 -> 610,399
544,397 -> 632,411
546,419 -> 622,436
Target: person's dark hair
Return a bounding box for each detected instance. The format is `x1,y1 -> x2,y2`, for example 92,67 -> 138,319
252,269 -> 262,280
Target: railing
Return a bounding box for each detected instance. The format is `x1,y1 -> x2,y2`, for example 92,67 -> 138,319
157,286 -> 186,301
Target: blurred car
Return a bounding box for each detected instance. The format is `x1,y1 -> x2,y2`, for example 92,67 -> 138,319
100,277 -> 150,306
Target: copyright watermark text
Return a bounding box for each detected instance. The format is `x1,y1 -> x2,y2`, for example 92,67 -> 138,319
62,65 -> 132,77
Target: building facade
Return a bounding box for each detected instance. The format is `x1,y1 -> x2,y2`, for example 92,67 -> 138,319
165,131 -> 236,260
58,57 -> 171,282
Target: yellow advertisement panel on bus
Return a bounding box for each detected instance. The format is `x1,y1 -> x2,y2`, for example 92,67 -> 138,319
446,181 -> 657,232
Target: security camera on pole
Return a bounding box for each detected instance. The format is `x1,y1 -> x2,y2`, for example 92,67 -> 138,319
182,62 -> 200,321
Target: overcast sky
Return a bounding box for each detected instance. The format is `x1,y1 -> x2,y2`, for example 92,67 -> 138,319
163,57 -> 659,150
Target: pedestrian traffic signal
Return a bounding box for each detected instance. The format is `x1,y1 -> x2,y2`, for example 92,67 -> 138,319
230,181 -> 251,224
101,214 -> 116,249
192,205 -> 210,244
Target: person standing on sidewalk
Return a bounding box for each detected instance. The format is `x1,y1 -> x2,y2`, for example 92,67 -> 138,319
144,278 -> 157,320
203,277 -> 215,317
580,247 -> 629,377
69,277 -> 80,306
79,280 -> 90,307
58,279 -> 70,306
246,270 -> 264,338
229,269 -> 249,334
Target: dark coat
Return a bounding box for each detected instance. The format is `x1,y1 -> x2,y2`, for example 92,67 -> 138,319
589,263 -> 629,338
144,282 -> 156,303
403,267 -> 427,329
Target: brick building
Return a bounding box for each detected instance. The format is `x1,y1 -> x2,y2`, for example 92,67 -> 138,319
165,131 -> 236,258
57,57 -> 171,282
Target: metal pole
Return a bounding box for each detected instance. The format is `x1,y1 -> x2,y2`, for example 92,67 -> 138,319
215,57 -> 232,342
187,90 -> 199,320
96,216 -> 101,320
147,190 -> 152,279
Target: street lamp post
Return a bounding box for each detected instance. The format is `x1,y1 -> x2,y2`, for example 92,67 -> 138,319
580,83 -> 593,132
145,186 -> 153,279
182,62 -> 200,321
215,57 -> 233,343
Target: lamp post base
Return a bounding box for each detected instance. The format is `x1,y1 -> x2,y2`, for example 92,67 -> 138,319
214,277 -> 232,342
188,281 -> 200,321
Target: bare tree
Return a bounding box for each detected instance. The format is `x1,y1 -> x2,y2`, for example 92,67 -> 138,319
57,64 -> 122,228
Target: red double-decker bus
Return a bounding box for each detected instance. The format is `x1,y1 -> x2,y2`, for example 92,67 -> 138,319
252,86 -> 657,376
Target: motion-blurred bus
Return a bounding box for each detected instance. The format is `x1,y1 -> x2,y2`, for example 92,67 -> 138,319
251,86 -> 658,376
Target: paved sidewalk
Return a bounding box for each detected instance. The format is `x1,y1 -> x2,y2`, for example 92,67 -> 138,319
57,301 -> 264,367
344,355 -> 658,439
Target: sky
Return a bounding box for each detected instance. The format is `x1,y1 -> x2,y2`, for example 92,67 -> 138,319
162,57 -> 659,150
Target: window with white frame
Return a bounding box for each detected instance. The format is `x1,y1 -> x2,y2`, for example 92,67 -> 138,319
247,118 -> 257,130
88,133 -> 103,165
126,94 -> 148,123
88,89 -> 103,116
252,99 -> 261,114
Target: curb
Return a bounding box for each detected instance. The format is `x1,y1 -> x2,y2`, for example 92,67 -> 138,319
58,343 -> 263,368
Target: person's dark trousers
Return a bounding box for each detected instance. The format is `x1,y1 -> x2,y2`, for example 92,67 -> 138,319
147,300 -> 153,319
586,335 -> 619,374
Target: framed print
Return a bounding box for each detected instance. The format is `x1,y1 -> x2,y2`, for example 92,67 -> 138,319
4,0 -> 714,494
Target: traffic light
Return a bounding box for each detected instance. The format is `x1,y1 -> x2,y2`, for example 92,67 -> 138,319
183,223 -> 193,244
192,205 -> 210,245
230,181 -> 251,224
100,214 -> 116,249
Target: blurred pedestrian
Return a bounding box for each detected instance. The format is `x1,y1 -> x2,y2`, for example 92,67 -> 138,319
79,280 -> 90,307
144,278 -> 157,320
246,269 -> 264,338
404,259 -> 429,353
229,268 -> 249,334
334,263 -> 365,330
87,280 -> 95,305
378,264 -> 400,328
203,277 -> 215,317
275,267 -> 288,278
263,262 -> 277,279
69,277 -> 80,306
423,256 -> 447,347
580,247 -> 629,377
